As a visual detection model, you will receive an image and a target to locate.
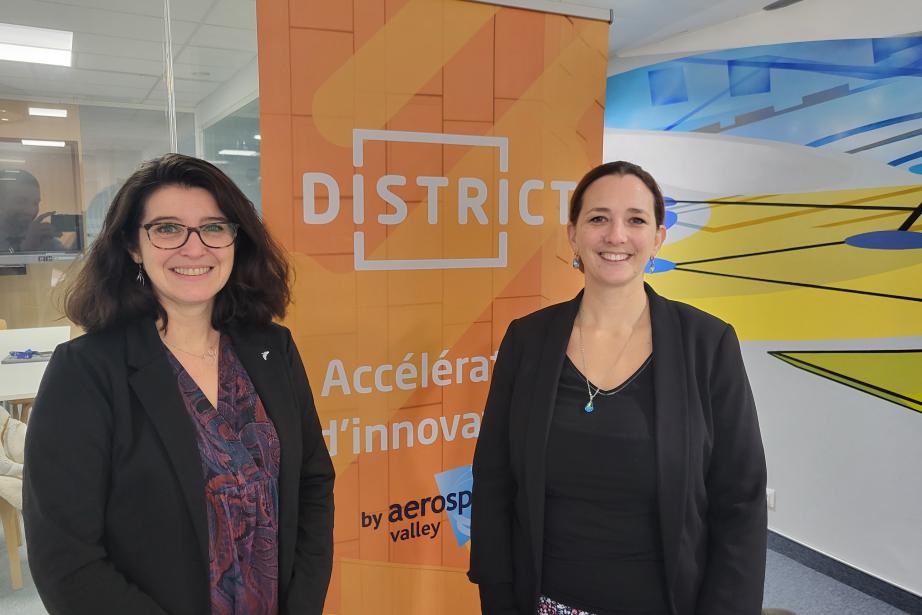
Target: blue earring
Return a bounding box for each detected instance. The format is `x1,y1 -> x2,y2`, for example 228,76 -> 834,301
647,256 -> 656,273
571,254 -> 581,269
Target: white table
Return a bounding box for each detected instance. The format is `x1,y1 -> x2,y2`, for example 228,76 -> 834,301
0,326 -> 71,402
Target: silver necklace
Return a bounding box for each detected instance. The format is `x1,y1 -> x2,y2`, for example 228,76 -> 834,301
161,335 -> 219,364
576,301 -> 647,413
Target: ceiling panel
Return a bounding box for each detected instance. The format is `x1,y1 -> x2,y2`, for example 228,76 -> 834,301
204,0 -> 257,30
172,62 -> 237,83
0,67 -> 157,95
189,24 -> 258,52
2,0 -> 167,43
146,77 -> 222,99
22,66 -> 159,90
174,45 -> 255,69
162,21 -> 202,48
0,79 -> 34,99
174,77 -> 225,95
11,80 -> 152,103
0,62 -> 37,80
74,52 -> 165,77
73,32 -> 166,62
142,79 -> 222,110
143,88 -> 211,109
39,0 -> 215,23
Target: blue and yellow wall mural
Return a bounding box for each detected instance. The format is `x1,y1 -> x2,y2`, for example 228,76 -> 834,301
605,36 -> 921,415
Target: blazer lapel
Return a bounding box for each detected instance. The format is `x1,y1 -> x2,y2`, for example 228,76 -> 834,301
228,326 -> 300,586
523,292 -> 581,579
646,284 -> 689,602
125,319 -> 209,567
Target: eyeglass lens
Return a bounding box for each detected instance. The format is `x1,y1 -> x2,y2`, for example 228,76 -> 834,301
146,223 -> 236,248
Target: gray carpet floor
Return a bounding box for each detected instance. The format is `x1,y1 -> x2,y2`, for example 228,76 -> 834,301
762,550 -> 909,615
0,520 -> 913,614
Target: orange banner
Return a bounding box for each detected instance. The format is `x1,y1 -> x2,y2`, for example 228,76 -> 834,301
256,1 -> 608,612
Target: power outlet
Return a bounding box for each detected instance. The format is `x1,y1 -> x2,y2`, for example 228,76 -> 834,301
766,488 -> 776,511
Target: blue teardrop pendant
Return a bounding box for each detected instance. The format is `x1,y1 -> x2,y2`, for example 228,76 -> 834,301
583,401 -> 594,413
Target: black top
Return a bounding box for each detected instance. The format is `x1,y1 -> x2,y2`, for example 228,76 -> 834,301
541,354 -> 670,614
468,287 -> 768,615
22,319 -> 334,615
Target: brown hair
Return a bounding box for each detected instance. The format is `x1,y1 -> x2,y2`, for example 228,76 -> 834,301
65,154 -> 290,333
569,161 -> 665,227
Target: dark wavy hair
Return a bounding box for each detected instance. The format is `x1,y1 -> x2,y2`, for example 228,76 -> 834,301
569,161 -> 665,227
65,154 -> 290,333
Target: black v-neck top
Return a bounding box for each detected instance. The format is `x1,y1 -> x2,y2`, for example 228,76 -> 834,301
541,354 -> 669,614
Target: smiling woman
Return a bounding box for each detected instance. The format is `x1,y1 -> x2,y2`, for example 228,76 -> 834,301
23,154 -> 335,615
64,155 -> 287,334
567,171 -> 666,292
469,161 -> 767,615
131,185 -> 238,320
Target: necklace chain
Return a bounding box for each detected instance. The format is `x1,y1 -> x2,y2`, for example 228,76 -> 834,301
577,301 -> 647,414
161,335 -> 219,364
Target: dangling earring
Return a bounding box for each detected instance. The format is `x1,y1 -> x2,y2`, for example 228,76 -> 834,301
136,262 -> 145,286
647,256 -> 656,273
571,254 -> 582,270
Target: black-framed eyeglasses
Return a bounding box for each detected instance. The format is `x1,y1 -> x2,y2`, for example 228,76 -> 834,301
141,222 -> 239,249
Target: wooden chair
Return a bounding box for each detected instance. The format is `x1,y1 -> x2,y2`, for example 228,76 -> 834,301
4,399 -> 33,424
0,406 -> 25,590
0,497 -> 23,590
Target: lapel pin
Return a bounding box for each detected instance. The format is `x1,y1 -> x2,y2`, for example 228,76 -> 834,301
261,351 -> 270,361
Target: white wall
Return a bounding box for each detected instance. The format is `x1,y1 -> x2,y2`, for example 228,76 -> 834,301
744,340 -> 922,596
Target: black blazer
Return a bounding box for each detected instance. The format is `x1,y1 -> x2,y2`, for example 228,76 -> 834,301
23,319 -> 334,615
468,284 -> 767,615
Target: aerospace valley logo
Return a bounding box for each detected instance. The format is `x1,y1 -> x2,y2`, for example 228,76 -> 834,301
360,464 -> 473,546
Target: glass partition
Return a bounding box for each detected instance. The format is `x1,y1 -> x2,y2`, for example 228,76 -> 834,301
202,98 -> 261,212
0,0 -> 258,607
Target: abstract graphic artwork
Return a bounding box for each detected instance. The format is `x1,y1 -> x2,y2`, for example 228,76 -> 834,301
605,36 -> 921,413
768,349 -> 921,413
606,37 -> 922,174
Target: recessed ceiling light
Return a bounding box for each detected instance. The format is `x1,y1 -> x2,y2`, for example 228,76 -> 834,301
218,149 -> 259,157
253,134 -> 261,140
0,158 -> 26,164
0,23 -> 73,67
205,159 -> 229,165
0,118 -> 8,122
29,107 -> 68,118
22,139 -> 66,147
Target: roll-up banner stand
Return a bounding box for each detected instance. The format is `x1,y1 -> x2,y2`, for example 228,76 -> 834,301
256,1 -> 609,611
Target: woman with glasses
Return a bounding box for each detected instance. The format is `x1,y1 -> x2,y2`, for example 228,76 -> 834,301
23,154 -> 334,615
